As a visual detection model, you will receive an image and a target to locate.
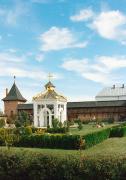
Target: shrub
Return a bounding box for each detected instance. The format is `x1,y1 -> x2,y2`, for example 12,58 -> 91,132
47,127 -> 67,134
52,118 -> 59,129
0,119 -> 5,128
0,148 -> 125,179
110,126 -> 126,137
17,126 -> 32,136
16,134 -> 81,149
77,121 -> 83,131
35,128 -> 46,135
83,128 -> 111,149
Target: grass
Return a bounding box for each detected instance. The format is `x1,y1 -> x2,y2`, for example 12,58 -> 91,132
69,123 -> 118,135
0,136 -> 126,159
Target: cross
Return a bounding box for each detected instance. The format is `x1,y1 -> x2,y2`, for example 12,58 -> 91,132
48,73 -> 53,81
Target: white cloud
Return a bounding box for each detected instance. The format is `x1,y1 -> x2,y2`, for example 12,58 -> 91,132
98,56 -> 126,69
90,10 -> 126,43
0,52 -> 24,63
0,51 -> 62,81
62,56 -> 126,84
39,26 -> 88,51
71,8 -> 126,44
70,8 -> 94,22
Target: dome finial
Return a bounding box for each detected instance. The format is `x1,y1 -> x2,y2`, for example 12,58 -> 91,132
14,75 -> 16,83
48,73 -> 53,82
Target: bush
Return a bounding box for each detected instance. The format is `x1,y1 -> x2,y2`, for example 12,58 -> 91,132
47,127 -> 67,134
16,134 -> 81,150
0,148 -> 125,179
110,126 -> 126,137
0,119 -> 5,128
83,128 -> 111,149
52,118 -> 59,129
17,126 -> 32,136
77,121 -> 83,131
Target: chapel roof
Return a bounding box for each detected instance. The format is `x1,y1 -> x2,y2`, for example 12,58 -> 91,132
2,82 -> 27,102
33,81 -> 67,102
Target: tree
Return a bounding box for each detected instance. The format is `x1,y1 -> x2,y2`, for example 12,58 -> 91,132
16,111 -> 31,127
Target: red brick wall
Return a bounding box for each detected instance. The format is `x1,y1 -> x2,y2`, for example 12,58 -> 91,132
4,101 -> 24,117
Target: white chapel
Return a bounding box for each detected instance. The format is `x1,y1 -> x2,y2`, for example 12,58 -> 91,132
33,80 -> 67,128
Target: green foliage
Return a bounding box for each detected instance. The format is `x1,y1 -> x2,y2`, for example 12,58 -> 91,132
110,126 -> 126,137
16,134 -> 81,149
47,127 -> 67,134
52,118 -> 59,129
16,111 -> 31,127
0,118 -> 5,128
83,128 -> 111,149
59,121 -> 63,128
0,148 -> 125,179
77,121 -> 83,131
17,126 -> 33,136
0,128 -> 19,149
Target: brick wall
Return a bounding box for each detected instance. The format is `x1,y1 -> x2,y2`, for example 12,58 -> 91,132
4,101 -> 24,117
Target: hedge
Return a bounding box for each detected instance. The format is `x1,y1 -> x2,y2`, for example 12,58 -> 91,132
110,126 -> 126,137
15,134 -> 81,149
83,128 -> 111,149
0,148 -> 126,180
47,127 -> 68,134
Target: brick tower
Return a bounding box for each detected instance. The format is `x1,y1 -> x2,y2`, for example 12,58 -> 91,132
2,78 -> 27,117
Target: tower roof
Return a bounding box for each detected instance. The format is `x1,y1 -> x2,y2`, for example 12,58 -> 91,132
2,82 -> 27,102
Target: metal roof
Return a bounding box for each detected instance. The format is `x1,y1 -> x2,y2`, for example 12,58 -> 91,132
2,83 -> 27,102
67,100 -> 126,108
17,103 -> 33,110
17,100 -> 126,110
96,85 -> 126,98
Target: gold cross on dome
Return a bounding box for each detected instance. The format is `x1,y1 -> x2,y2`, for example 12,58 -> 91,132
48,73 -> 53,81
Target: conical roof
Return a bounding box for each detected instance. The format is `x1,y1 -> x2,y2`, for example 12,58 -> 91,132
2,82 -> 27,102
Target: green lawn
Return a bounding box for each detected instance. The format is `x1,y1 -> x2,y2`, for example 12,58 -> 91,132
69,123 -> 118,135
1,136 -> 126,158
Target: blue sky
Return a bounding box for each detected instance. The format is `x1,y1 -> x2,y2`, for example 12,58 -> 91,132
0,0 -> 126,109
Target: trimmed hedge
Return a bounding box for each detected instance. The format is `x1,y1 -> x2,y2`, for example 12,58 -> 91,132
83,128 -> 111,149
15,128 -> 112,150
0,148 -> 126,179
15,134 -> 81,149
110,126 -> 126,137
47,127 -> 68,134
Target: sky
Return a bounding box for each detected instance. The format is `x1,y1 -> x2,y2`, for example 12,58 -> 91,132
0,0 -> 126,109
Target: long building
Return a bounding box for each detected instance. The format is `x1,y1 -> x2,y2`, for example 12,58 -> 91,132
2,81 -> 126,122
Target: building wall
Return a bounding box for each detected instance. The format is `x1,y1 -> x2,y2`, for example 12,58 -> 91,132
17,105 -> 126,122
4,101 -> 24,117
67,106 -> 126,121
